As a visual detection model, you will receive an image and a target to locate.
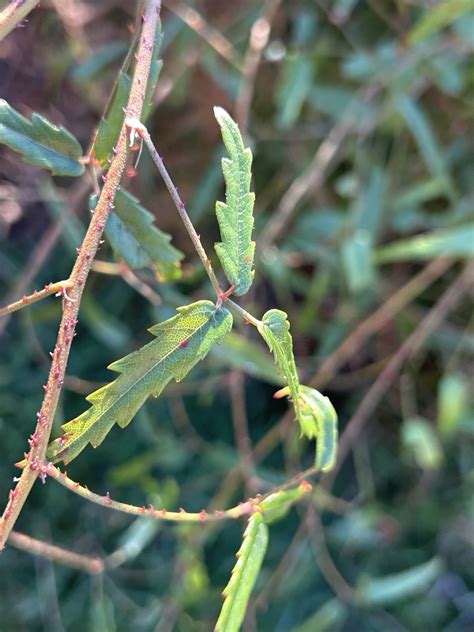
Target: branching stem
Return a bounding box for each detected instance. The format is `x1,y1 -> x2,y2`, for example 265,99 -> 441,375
0,280 -> 73,317
0,0 -> 162,552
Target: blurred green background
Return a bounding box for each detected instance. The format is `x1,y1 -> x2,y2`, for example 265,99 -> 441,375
0,1 -> 473,630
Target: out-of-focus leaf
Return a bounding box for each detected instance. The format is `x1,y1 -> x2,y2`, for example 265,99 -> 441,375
215,512 -> 268,632
47,302 -> 233,464
341,230 -> 375,293
291,598 -> 347,632
395,95 -> 455,199
409,0 -> 473,44
0,99 -> 84,176
259,481 -> 312,524
401,417 -> 443,470
214,107 -> 255,295
210,331 -> 283,385
357,557 -> 444,606
71,43 -> 128,82
276,56 -> 314,129
437,373 -> 470,438
105,189 -> 183,280
375,225 -> 474,262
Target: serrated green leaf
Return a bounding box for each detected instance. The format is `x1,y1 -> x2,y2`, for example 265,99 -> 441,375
215,512 -> 268,632
105,189 -> 183,280
297,385 -> 338,472
258,309 -> 301,410
47,301 -> 232,464
91,23 -> 163,166
213,106 -> 255,296
257,312 -> 338,470
0,99 -> 84,176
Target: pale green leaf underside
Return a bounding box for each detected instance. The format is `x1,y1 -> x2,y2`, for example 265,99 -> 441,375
105,189 -> 183,280
47,301 -> 232,464
298,385 -> 338,471
214,106 -> 255,296
92,23 -> 163,165
0,99 -> 84,176
215,512 -> 268,632
258,309 -> 300,411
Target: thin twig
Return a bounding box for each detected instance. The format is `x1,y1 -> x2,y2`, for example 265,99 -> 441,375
44,463 -> 309,524
8,530 -> 104,575
0,280 -> 73,317
0,0 -> 39,40
163,0 -> 241,70
229,370 -> 255,494
0,0 -> 162,551
310,256 -> 455,390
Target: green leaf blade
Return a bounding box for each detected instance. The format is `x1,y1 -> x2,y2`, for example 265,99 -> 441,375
258,309 -> 300,409
0,100 -> 84,176
105,189 -> 183,280
214,106 -> 255,296
47,301 -> 232,464
215,512 -> 268,632
298,385 -> 338,472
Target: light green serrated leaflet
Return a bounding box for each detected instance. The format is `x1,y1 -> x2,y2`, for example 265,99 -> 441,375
215,512 -> 268,632
105,189 -> 183,280
297,385 -> 338,472
258,309 -> 301,414
214,107 -> 255,296
47,301 -> 232,465
0,99 -> 84,176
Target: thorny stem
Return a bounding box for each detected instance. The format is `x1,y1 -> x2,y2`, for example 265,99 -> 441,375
0,0 -> 39,41
0,0 -> 162,552
0,280 -> 73,317
45,463 -> 311,523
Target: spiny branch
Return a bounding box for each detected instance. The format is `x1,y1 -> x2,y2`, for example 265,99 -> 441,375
0,0 -> 162,552
0,280 -> 73,317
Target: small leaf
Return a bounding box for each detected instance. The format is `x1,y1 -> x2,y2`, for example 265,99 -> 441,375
215,512 -> 268,632
258,309 -> 300,411
357,557 -> 443,606
213,107 -> 255,296
297,385 -> 338,472
259,481 -> 312,524
91,22 -> 163,166
375,224 -> 474,263
0,99 -> 84,176
47,301 -> 232,464
401,416 -> 443,470
437,372 -> 470,438
105,189 -> 183,280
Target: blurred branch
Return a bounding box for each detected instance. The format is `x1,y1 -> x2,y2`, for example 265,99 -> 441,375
163,0 -> 241,70
0,0 -> 163,552
235,0 -> 281,135
0,0 -> 39,41
0,279 -> 73,317
8,530 -> 104,575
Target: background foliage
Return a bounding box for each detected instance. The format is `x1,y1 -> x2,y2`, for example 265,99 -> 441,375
0,1 -> 473,630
